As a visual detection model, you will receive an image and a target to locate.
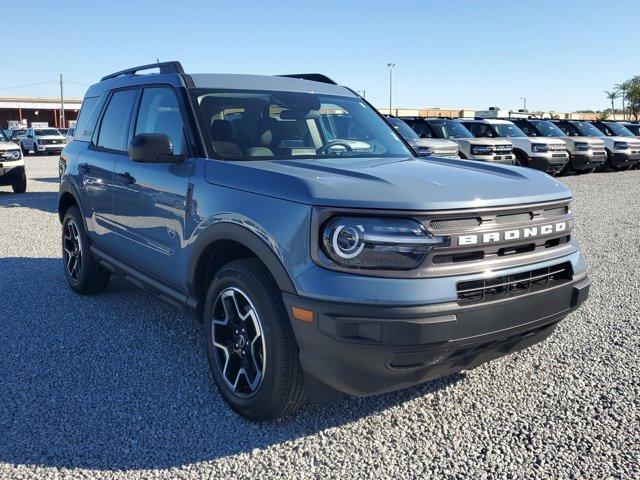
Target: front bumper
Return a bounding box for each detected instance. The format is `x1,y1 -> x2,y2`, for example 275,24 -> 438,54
35,143 -> 65,153
0,164 -> 26,186
610,151 -> 640,168
285,274 -> 589,397
529,153 -> 569,173
570,152 -> 606,170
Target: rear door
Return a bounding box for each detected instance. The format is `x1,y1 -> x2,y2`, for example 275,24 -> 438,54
110,85 -> 194,286
77,88 -> 138,250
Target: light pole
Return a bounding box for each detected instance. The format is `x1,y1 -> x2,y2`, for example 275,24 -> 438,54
60,73 -> 65,128
520,97 -> 527,111
387,63 -> 396,115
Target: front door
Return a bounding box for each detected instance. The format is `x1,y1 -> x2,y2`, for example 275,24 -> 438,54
111,86 -> 193,287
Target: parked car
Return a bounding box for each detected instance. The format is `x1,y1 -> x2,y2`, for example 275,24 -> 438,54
59,61 -> 590,420
7,127 -> 27,145
0,127 -> 26,193
551,120 -> 640,170
459,118 -> 568,175
65,127 -> 75,144
511,118 -> 606,174
21,127 -> 67,155
401,117 -> 515,163
384,115 -> 459,158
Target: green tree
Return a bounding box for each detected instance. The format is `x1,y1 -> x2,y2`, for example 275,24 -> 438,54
604,89 -> 620,116
627,77 -> 640,121
614,81 -> 631,119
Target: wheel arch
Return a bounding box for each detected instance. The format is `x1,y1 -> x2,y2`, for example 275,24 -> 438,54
58,181 -> 85,224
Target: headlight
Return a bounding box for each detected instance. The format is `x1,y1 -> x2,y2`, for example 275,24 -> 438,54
614,141 -> 629,150
1,150 -> 21,160
531,143 -> 549,153
471,145 -> 493,155
321,217 -> 447,270
574,142 -> 590,151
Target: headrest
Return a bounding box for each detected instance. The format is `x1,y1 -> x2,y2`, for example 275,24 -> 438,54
210,120 -> 233,141
255,117 -> 283,147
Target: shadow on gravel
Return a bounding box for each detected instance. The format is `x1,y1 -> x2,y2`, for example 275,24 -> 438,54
0,257 -> 462,471
0,191 -> 58,214
32,177 -> 61,184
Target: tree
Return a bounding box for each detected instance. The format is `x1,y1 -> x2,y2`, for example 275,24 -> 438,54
614,82 -> 631,120
626,77 -> 640,121
604,89 -> 620,116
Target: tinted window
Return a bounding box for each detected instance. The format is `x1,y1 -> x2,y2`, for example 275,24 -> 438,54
35,129 -> 62,136
428,120 -> 473,139
135,87 -> 186,154
406,121 -> 433,138
97,90 -> 137,151
386,117 -> 419,140
604,122 -> 635,137
74,96 -> 100,142
530,121 -> 566,138
492,122 -> 527,137
514,121 -> 537,136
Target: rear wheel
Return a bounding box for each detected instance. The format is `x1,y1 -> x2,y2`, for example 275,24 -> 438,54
203,258 -> 306,420
62,206 -> 110,295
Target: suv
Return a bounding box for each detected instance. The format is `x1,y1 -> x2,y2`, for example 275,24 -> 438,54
384,116 -> 459,158
21,127 -> 67,155
460,119 -> 569,175
589,121 -> 640,169
7,127 -> 27,145
0,127 -> 26,192
510,118 -> 606,174
401,117 -> 515,164
551,120 -> 638,171
58,62 -> 590,420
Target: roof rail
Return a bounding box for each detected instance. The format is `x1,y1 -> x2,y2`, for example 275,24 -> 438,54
278,73 -> 337,85
101,61 -> 185,81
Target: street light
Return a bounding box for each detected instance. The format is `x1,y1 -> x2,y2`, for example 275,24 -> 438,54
387,63 -> 396,115
520,97 -> 527,111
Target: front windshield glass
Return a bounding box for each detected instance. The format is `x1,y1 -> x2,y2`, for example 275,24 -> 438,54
386,117 -> 419,140
193,89 -> 412,160
35,129 -> 62,136
574,122 -> 605,137
605,122 -> 635,137
531,120 -> 567,137
429,120 -> 473,139
624,124 -> 640,135
492,123 -> 527,137
13,129 -> 26,136
0,129 -> 8,142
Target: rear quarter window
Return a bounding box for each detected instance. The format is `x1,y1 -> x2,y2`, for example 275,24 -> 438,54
73,96 -> 103,142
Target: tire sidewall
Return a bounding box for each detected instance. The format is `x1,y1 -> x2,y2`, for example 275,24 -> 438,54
62,207 -> 92,292
203,264 -> 288,417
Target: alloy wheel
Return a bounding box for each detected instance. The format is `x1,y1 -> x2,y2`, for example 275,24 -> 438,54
211,287 -> 266,397
63,219 -> 82,280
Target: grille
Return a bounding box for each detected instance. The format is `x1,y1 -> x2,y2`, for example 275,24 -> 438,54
430,217 -> 481,230
456,262 -> 573,305
548,144 -> 566,151
544,206 -> 568,218
495,212 -> 532,224
495,145 -> 512,153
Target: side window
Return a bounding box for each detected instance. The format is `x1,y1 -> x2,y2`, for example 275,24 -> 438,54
411,122 -> 432,138
74,96 -> 101,142
135,87 -> 186,154
518,122 -> 535,136
97,90 -> 136,151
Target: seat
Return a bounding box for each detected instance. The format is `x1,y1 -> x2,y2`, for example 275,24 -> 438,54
246,117 -> 284,157
210,120 -> 242,157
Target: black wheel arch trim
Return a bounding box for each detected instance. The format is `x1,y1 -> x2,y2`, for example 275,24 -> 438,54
187,222 -> 298,302
58,180 -> 88,228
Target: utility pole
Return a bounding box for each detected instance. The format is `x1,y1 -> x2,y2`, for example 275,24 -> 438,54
60,74 -> 65,128
520,97 -> 527,111
387,63 -> 396,115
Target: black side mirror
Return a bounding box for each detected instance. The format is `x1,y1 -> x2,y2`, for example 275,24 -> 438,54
129,133 -> 176,163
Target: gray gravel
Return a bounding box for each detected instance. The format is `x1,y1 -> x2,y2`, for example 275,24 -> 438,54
0,156 -> 638,479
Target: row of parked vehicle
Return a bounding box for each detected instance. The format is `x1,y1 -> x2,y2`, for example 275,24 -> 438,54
4,126 -> 73,156
385,114 -> 640,175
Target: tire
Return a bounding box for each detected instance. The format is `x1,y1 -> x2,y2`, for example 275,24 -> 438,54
514,151 -> 530,168
61,206 -> 110,295
203,258 -> 306,420
20,144 -> 28,156
459,151 -> 468,159
12,176 -> 26,193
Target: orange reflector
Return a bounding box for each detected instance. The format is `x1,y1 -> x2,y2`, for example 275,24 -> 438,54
291,306 -> 314,322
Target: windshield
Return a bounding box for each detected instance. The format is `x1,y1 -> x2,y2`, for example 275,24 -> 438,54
624,124 -> 640,135
35,129 -> 62,136
492,123 -> 527,137
12,129 -> 26,136
0,129 -> 8,142
573,122 -> 605,137
428,120 -> 473,139
531,120 -> 567,137
605,122 -> 635,137
192,89 -> 412,160
386,117 -> 419,140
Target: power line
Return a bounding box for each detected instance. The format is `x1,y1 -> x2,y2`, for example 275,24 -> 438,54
0,80 -> 57,91
65,80 -> 90,87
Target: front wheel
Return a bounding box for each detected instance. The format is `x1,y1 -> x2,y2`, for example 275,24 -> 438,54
62,206 -> 110,295
12,176 -> 26,193
514,151 -> 530,168
203,258 -> 306,420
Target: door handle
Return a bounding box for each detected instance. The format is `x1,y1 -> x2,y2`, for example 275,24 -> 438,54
117,172 -> 136,185
78,163 -> 90,174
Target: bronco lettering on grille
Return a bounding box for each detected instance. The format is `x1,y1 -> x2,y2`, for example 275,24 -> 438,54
457,221 -> 567,246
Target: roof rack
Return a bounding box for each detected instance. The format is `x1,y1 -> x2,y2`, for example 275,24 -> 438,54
278,73 -> 337,85
101,61 -> 185,81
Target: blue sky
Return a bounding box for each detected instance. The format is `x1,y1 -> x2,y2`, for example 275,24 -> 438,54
2,0 -> 638,112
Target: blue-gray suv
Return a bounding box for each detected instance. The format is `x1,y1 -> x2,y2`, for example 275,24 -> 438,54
58,62 -> 590,420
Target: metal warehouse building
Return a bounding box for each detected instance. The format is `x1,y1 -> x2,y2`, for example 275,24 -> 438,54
0,96 -> 83,130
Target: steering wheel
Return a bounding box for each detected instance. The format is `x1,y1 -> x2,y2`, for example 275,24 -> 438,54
318,140 -> 354,155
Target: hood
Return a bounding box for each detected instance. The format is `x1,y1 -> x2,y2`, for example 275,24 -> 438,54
562,136 -> 605,147
530,137 -> 566,145
452,137 -> 512,146
0,141 -> 20,151
609,136 -> 640,145
408,138 -> 458,149
37,135 -> 65,140
204,156 -> 571,211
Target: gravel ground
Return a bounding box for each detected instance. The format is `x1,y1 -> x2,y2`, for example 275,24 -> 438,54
0,156 -> 638,479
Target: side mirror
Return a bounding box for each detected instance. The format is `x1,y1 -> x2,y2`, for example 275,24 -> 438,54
128,133 -> 175,163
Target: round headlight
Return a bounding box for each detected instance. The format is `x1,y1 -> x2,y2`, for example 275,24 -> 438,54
332,225 -> 365,259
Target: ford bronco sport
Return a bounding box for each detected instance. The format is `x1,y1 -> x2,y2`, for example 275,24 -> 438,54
0,127 -> 26,193
58,62 -> 590,420
384,115 -> 459,158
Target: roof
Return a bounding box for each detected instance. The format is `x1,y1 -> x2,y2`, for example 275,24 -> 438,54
0,96 -> 83,110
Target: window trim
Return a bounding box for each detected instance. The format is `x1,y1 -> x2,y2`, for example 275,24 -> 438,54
91,87 -> 140,155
